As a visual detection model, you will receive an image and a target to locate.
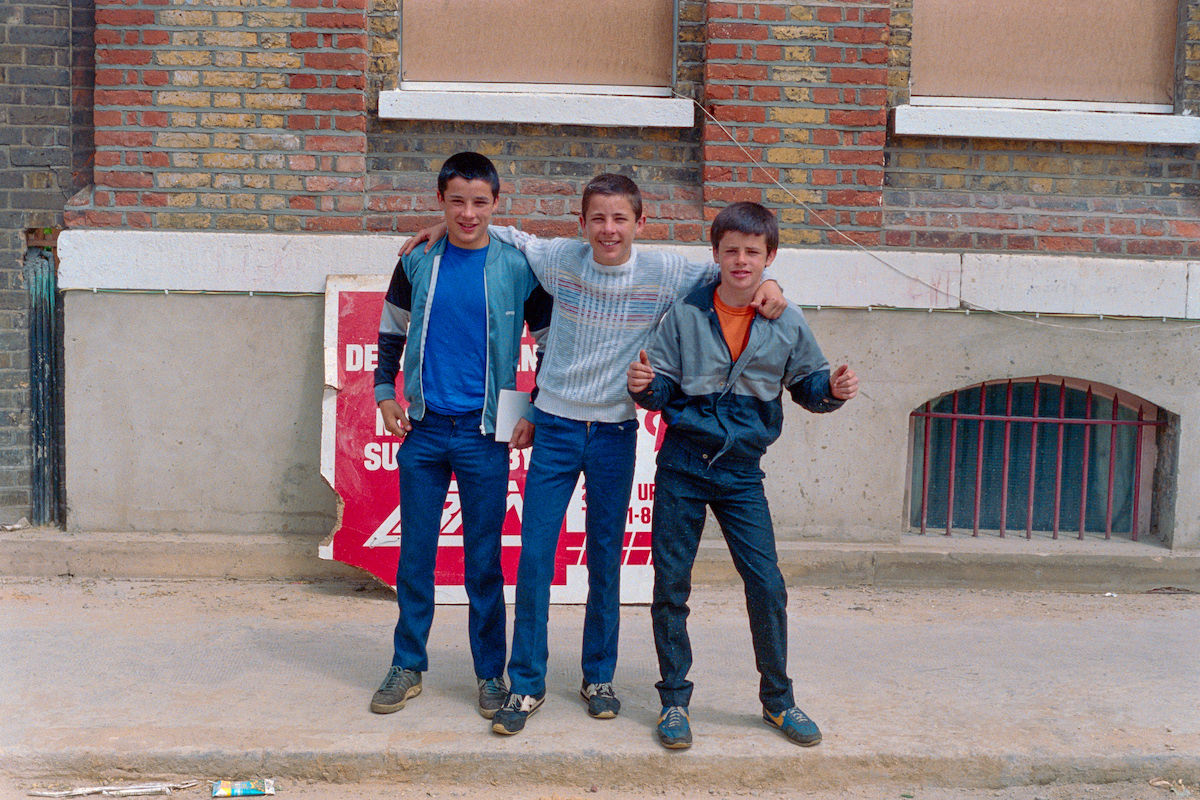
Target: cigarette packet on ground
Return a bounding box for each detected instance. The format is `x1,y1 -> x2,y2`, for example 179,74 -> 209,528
211,779 -> 275,797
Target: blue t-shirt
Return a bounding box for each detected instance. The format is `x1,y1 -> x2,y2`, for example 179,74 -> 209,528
421,241 -> 488,415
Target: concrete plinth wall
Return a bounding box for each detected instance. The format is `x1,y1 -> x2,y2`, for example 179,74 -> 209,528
769,310 -> 1199,549
56,230 -> 1200,552
63,292 -> 336,535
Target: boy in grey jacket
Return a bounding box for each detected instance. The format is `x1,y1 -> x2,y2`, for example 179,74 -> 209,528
627,202 -> 858,750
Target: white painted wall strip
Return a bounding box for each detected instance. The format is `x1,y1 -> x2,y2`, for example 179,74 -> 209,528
57,229 -> 1200,319
378,89 -> 694,127
893,104 -> 1200,145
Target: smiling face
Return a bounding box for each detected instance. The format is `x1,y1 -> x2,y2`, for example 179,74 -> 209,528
579,193 -> 645,267
714,230 -> 776,305
438,176 -> 498,249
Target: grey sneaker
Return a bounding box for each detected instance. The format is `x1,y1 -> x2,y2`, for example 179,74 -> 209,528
580,681 -> 621,719
369,666 -> 422,714
476,676 -> 508,719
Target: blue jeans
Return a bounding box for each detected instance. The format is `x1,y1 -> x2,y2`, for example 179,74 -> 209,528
506,408 -> 639,696
651,434 -> 795,713
392,409 -> 509,679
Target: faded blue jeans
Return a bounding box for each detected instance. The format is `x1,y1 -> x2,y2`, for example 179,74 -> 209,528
506,408 -> 639,696
391,409 -> 509,679
651,433 -> 795,713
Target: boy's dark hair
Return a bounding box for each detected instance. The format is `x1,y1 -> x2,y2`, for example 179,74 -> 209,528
581,173 -> 642,219
710,201 -> 779,253
437,151 -> 500,199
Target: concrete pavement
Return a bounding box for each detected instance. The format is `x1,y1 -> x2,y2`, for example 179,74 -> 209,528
2,573 -> 1198,795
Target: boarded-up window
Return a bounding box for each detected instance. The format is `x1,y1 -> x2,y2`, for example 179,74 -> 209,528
911,0 -> 1178,105
401,0 -> 675,87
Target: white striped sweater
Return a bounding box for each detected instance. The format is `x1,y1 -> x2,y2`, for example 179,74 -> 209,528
492,226 -> 720,423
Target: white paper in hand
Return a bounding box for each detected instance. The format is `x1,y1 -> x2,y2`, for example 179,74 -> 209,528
495,389 -> 531,442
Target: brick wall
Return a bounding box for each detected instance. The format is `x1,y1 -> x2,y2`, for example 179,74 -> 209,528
0,0 -> 88,520
702,0 -> 889,247
883,0 -> 1200,257
363,0 -> 707,242
65,0 -> 369,232
60,0 -> 1200,257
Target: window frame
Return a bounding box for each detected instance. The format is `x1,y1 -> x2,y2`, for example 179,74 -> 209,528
377,0 -> 695,127
892,0 -> 1200,144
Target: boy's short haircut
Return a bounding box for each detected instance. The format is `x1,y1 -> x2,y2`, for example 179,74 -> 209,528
710,201 -> 779,253
582,173 -> 643,219
437,151 -> 501,199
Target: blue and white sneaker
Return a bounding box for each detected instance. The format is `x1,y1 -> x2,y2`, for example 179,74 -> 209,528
762,705 -> 822,746
657,705 -> 692,749
580,681 -> 621,719
491,691 -> 545,735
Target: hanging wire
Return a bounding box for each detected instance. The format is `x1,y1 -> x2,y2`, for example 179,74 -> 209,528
678,90 -> 1200,336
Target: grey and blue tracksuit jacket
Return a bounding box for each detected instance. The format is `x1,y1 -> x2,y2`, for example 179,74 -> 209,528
629,281 -> 843,467
373,235 -> 553,436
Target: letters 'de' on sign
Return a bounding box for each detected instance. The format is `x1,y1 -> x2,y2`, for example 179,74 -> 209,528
319,275 -> 660,603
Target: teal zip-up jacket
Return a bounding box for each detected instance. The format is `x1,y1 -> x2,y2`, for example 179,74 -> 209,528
373,235 -> 552,435
630,281 -> 843,466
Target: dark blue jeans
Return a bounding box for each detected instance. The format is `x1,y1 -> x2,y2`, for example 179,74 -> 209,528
392,409 -> 509,679
651,435 -> 795,713
507,408 -> 639,696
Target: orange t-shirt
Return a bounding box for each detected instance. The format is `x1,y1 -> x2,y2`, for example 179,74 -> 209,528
713,288 -> 755,361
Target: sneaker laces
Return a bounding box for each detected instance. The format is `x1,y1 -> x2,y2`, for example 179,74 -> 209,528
503,692 -> 536,712
379,666 -> 408,691
588,681 -> 616,699
660,706 -> 688,727
782,707 -> 812,724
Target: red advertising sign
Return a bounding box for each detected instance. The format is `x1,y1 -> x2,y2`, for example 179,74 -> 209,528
320,276 -> 662,603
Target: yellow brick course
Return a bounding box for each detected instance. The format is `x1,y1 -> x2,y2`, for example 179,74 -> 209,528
230,194 -> 258,210
216,215 -> 270,230
158,173 -> 212,189
158,91 -> 210,107
202,72 -> 256,88
156,132 -> 211,148
774,26 -> 830,41
158,213 -> 213,228
245,53 -> 301,69
771,66 -> 828,82
156,52 -> 212,67
772,106 -> 826,125
767,187 -> 819,204
248,11 -> 304,26
201,152 -> 255,169
161,10 -> 213,26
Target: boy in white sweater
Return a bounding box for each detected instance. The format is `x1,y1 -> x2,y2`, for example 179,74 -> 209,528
403,174 -> 786,736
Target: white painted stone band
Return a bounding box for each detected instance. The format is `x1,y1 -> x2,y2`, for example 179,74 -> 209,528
378,88 -> 695,127
894,104 -> 1200,145
58,229 -> 1200,318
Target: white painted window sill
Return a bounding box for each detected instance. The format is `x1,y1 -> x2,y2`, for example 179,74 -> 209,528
893,104 -> 1200,145
378,88 -> 695,127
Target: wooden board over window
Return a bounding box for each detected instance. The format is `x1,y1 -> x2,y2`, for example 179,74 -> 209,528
911,0 -> 1177,105
401,0 -> 674,87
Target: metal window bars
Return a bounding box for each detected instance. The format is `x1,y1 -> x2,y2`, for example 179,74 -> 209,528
910,379 -> 1164,540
